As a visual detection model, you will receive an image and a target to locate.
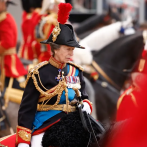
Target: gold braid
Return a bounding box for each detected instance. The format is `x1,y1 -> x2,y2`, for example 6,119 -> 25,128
25,72 -> 32,86
40,81 -> 66,111
36,80 -> 68,111
72,87 -> 81,97
25,61 -> 49,86
32,73 -> 62,98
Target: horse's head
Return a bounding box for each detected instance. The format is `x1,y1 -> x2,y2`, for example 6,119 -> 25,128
93,31 -> 144,88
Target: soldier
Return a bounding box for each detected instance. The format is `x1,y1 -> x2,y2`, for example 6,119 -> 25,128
0,0 -> 27,90
19,0 -> 43,60
16,3 -> 96,147
116,40 -> 147,121
30,0 -> 43,60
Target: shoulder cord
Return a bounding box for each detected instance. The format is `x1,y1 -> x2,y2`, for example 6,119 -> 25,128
25,72 -> 32,87
32,71 -> 69,111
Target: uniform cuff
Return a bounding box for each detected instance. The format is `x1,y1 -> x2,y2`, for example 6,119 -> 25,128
82,99 -> 93,114
16,126 -> 32,146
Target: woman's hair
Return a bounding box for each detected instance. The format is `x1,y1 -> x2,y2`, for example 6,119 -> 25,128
49,42 -> 61,56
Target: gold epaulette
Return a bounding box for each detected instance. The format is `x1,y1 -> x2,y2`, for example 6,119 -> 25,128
30,61 -> 49,73
0,12 -> 7,22
68,61 -> 84,71
25,61 -> 49,86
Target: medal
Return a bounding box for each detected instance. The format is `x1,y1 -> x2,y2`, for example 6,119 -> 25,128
65,76 -> 81,89
55,69 -> 62,81
55,70 -> 65,82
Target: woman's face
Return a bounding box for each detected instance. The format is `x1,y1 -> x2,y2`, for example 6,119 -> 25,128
54,45 -> 75,63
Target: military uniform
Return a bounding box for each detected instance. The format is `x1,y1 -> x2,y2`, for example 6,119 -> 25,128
19,9 -> 42,60
15,3 -> 97,147
0,11 -> 27,78
16,55 -> 92,145
116,86 -> 139,121
116,40 -> 147,122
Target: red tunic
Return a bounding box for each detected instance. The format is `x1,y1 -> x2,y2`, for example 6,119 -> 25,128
19,9 -> 42,60
105,85 -> 147,147
0,12 -> 27,78
116,86 -> 139,121
0,134 -> 16,147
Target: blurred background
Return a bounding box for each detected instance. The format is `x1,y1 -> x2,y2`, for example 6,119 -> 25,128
7,0 -> 146,41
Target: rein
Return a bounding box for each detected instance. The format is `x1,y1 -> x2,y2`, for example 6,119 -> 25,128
92,61 -> 121,91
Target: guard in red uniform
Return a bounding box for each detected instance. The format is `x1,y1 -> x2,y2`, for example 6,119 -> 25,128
0,0 -> 27,90
19,0 -> 42,60
116,39 -> 147,121
102,58 -> 147,147
30,0 -> 43,60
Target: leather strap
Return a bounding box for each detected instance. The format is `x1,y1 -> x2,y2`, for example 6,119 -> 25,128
92,61 -> 120,90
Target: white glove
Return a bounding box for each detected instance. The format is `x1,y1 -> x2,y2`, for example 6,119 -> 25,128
81,102 -> 91,114
124,28 -> 135,35
18,143 -> 29,147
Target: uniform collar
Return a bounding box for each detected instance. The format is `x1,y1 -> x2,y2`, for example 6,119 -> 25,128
0,11 -> 7,22
49,56 -> 66,69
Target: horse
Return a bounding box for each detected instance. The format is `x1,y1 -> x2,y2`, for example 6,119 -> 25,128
82,31 -> 144,123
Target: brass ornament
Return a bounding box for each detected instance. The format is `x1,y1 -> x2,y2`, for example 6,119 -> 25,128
18,130 -> 31,142
52,22 -> 61,42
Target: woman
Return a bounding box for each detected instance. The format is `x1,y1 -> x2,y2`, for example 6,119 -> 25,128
16,3 -> 95,147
